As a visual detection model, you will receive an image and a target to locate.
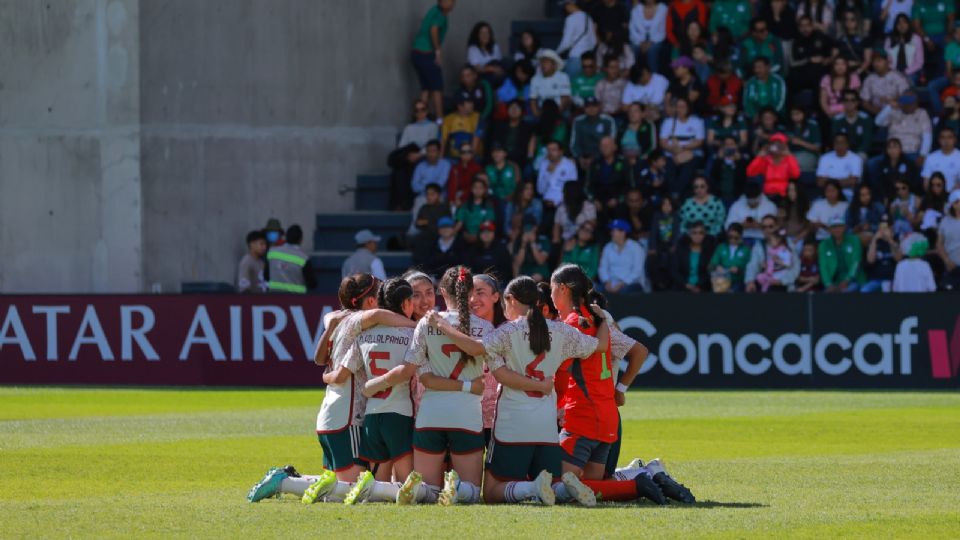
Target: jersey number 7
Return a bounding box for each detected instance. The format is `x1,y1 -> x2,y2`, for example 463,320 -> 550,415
441,344 -> 468,380
368,351 -> 392,399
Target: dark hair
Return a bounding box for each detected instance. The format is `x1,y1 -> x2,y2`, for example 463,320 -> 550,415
841,89 -> 859,101
628,62 -> 650,84
505,276 -> 551,355
922,172 -> 948,212
474,274 -> 507,327
750,16 -> 766,31
712,27 -> 736,63
603,53 -> 620,68
338,273 -> 380,310
800,0 -> 826,25
439,266 -> 476,361
580,50 -> 595,62
587,289 -> 608,310
562,181 -> 586,226
753,55 -> 771,67
512,179 -> 536,209
891,13 -> 913,42
823,179 -> 847,201
377,277 -> 414,316
536,100 -> 562,140
550,264 -> 603,329
467,21 -> 496,53
687,220 -> 706,232
286,225 -> 303,244
937,124 -> 957,139
727,222 -> 745,236
536,282 -> 559,319
797,14 -> 813,24
517,29 -> 541,61
425,182 -> 442,194
425,139 -> 441,150
246,230 -> 265,245
512,60 -> 534,85
848,182 -> 874,217
781,181 -> 811,222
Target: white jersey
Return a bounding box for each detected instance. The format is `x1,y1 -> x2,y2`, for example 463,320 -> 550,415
316,312 -> 367,433
354,325 -> 415,417
484,318 -> 598,444
607,309 -> 638,360
405,311 -> 494,433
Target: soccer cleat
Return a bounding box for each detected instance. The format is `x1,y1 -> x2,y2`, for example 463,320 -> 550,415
626,457 -> 645,470
282,464 -> 301,478
534,470 -> 556,506
560,472 -> 597,507
634,471 -> 668,505
343,470 -> 374,505
300,469 -> 337,505
646,458 -> 696,503
397,471 -> 423,505
438,470 -> 460,506
247,467 -> 288,503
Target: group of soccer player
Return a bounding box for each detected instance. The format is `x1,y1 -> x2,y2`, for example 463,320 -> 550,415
247,264 -> 696,506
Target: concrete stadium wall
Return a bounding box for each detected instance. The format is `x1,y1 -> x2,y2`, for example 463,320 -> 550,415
0,0 -> 541,293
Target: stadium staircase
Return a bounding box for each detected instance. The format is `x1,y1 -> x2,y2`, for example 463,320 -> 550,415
309,2 -> 565,293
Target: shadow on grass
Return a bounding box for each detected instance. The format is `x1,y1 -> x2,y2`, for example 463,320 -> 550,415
679,500 -> 767,509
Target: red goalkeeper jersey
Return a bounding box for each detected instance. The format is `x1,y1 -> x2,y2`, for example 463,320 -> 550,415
557,306 -> 618,443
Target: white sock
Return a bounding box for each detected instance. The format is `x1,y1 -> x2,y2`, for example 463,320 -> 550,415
322,481 -> 353,503
613,468 -> 651,481
456,480 -> 481,503
279,475 -> 321,496
503,481 -> 538,503
552,482 -> 573,503
367,481 -> 401,502
418,483 -> 440,503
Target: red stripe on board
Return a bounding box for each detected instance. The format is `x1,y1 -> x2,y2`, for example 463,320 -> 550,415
928,330 -> 951,379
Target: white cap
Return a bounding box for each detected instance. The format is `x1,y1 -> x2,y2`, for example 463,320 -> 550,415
354,229 -> 381,245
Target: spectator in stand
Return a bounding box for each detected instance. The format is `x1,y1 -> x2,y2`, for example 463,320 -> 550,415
789,15 -> 834,97
672,21 -> 712,82
485,143 -> 520,201
571,96 -> 617,170
710,0 -> 753,39
666,56 -> 705,114
530,100 -> 569,170
912,0 -> 954,78
936,77 -> 960,129
263,218 -> 284,247
808,180 -> 850,239
387,142 -> 422,212
636,148 -> 671,202
708,95 -> 749,155
495,62 -> 534,119
671,221 -> 715,292
938,190 -> 960,289
660,96 -> 705,197
399,99 -> 440,151
726,181 -> 779,246
514,30 -> 543,66
341,228 -> 385,282
860,50 -> 910,115
270,225 -> 317,293
846,184 -> 887,245
595,55 -> 627,116
596,30 -> 636,76
795,238 -> 823,291
894,233 -> 937,291
557,0 -> 597,78
863,218 -> 901,291
928,25 -> 960,115
620,102 -> 658,162
440,92 -> 481,159
918,172 -> 950,234
796,0 -> 835,37
537,140 -> 578,225
709,223 -> 752,291
747,132 -> 801,199
630,0 -> 669,72
762,0 -> 797,43
622,63 -> 670,111
820,58 -> 862,117
648,196 -> 682,290
886,14 -> 924,83
467,221 -> 512,281
237,230 -> 267,293
562,221 -> 601,281
615,187 -> 655,241
591,0 -> 630,43
410,0 -> 454,120
710,136 -> 748,204
599,219 -> 650,293
666,0 -> 708,50
831,90 -> 873,160
780,181 -> 814,245
553,181 -> 597,247
455,175 -> 499,245
466,22 -> 504,83
743,56 -> 786,120
530,49 -> 572,116
880,0 -> 912,34
504,180 -> 544,243
889,177 -> 921,236
876,139 -> 921,202
411,140 -> 451,206
706,61 -> 744,109
572,53 -> 604,108
458,65 -> 494,122
817,133 -> 864,200
412,183 -> 451,260
921,126 -> 960,191
447,142 -> 483,207
511,215 -> 552,282
819,217 -> 866,292
785,103 -> 822,189
874,92 -> 932,168
741,17 -> 785,75
751,107 -> 784,156
680,175 -> 727,236
486,100 -> 533,169
424,217 -> 465,278
587,136 -> 630,217
834,10 -> 871,76
744,214 -> 800,292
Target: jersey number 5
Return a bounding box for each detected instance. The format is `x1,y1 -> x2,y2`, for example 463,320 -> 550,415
441,344 -> 468,380
525,352 -> 546,398
368,351 -> 393,399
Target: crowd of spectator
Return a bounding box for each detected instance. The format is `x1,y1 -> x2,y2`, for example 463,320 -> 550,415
388,0 -> 960,293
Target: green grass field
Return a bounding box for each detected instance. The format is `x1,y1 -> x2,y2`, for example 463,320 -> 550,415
1,388 -> 958,539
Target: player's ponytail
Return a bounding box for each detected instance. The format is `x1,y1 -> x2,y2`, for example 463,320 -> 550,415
505,276 -> 550,355
338,273 -> 380,310
550,264 -> 602,329
440,266 -> 476,362
537,281 -> 559,319
377,277 -> 414,316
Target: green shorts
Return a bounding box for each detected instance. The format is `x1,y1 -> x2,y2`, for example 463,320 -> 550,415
413,429 -> 485,455
317,426 -> 367,472
486,439 -> 562,481
360,413 -> 414,463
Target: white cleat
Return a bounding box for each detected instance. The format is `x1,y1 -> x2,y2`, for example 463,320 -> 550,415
626,457 -> 645,470
561,472 -> 597,507
535,470 -> 556,506
396,471 -> 423,505
438,470 -> 459,506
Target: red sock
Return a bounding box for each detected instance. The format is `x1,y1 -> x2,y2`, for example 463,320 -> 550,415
580,479 -> 638,501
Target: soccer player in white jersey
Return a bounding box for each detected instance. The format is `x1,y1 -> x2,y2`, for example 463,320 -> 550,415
469,273 -> 507,444
430,276 -> 609,506
363,266 -> 490,505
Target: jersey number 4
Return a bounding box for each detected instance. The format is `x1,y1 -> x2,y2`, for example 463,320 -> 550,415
368,351 -> 393,399
441,344 -> 469,380
525,352 -> 546,398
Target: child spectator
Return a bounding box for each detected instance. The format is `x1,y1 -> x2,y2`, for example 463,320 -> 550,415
454,176 -> 499,245
893,233 -> 937,291
755,226 -> 794,292
599,219 -> 650,293
795,238 -> 823,292
237,230 -> 267,293
709,223 -> 752,291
